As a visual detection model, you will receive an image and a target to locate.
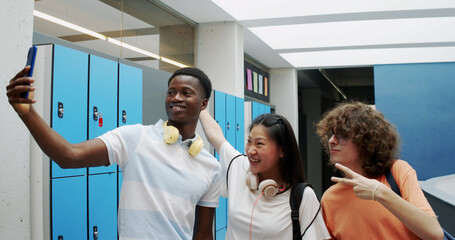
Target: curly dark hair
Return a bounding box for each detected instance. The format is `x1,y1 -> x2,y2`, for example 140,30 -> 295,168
316,101 -> 400,177
250,114 -> 306,186
168,67 -> 212,99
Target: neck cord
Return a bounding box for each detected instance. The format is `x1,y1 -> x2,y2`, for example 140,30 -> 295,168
249,192 -> 264,240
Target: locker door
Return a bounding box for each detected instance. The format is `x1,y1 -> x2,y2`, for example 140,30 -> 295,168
225,94 -> 236,146
214,91 -> 226,157
118,63 -> 142,127
89,173 -> 118,240
251,101 -> 260,121
264,104 -> 271,114
88,55 -> 118,174
214,90 -> 227,236
52,176 -> 87,240
260,103 -> 266,115
51,44 -> 88,178
235,97 -> 244,153
222,94 -> 236,238
216,227 -> 227,240
118,171 -> 123,202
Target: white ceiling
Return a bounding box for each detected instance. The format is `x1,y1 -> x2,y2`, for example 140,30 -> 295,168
160,0 -> 455,69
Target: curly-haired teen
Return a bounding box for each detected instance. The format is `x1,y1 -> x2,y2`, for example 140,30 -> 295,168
316,101 -> 443,240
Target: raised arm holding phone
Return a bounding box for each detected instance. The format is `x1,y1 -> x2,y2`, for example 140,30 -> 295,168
6,62 -> 220,240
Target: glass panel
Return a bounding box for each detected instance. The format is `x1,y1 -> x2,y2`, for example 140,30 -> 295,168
34,0 -> 194,73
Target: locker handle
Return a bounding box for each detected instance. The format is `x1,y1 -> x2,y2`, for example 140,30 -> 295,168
93,106 -> 102,121
93,226 -> 99,240
58,102 -> 64,118
58,235 -> 63,240
122,110 -> 127,123
237,123 -> 240,131
227,122 -> 230,130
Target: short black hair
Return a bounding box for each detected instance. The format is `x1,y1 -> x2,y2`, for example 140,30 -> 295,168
168,67 -> 212,99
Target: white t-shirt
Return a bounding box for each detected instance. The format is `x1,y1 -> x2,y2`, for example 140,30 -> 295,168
98,120 -> 221,240
220,142 -> 330,240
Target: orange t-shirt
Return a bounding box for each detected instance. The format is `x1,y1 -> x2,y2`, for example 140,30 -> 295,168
321,160 -> 436,239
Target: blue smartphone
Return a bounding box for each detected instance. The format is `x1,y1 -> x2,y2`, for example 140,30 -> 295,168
20,45 -> 37,99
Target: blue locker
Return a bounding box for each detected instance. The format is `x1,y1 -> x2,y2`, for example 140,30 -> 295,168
216,197 -> 227,232
216,227 -> 227,240
225,95 -> 236,146
52,176 -> 87,240
260,103 -> 266,115
48,44 -> 143,240
118,63 -> 143,127
214,91 -> 226,159
214,92 -> 246,239
118,172 -> 123,202
51,44 -> 88,178
235,97 -> 244,153
214,91 -> 227,232
88,55 -> 118,174
118,63 -> 142,177
214,91 -> 227,136
251,101 -> 260,121
264,104 -> 271,114
224,95 -> 236,232
89,173 -> 118,240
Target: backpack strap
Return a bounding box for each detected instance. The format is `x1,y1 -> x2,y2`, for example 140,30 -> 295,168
290,183 -> 307,240
385,168 -> 401,197
290,182 -> 322,240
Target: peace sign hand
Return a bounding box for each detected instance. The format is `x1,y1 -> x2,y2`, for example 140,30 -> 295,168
331,163 -> 382,201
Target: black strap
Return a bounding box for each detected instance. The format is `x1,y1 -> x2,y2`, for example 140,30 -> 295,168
226,154 -> 245,190
385,168 -> 401,197
290,182 -> 320,240
290,183 -> 307,240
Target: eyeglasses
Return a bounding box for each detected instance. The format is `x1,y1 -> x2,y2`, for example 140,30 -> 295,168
325,133 -> 349,146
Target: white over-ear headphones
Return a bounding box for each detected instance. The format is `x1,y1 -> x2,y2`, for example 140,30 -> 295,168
246,171 -> 280,198
163,121 -> 204,157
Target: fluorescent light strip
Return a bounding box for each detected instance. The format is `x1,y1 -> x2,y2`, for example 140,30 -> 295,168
33,10 -> 187,68
33,10 -> 107,40
107,38 -> 160,59
161,57 -> 189,68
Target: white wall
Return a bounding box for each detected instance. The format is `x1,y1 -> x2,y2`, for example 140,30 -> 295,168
195,22 -> 244,98
0,1 -> 34,239
270,68 -> 299,137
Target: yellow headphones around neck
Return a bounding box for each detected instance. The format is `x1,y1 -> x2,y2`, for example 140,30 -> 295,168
163,121 -> 204,157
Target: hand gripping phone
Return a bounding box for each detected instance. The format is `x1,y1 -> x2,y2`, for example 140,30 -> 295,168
20,45 -> 37,99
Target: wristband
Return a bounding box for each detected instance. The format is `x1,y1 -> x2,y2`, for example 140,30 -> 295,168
372,182 -> 381,201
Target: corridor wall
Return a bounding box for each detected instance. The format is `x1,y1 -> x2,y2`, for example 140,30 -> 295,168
374,61 -> 455,235
374,62 -> 455,180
